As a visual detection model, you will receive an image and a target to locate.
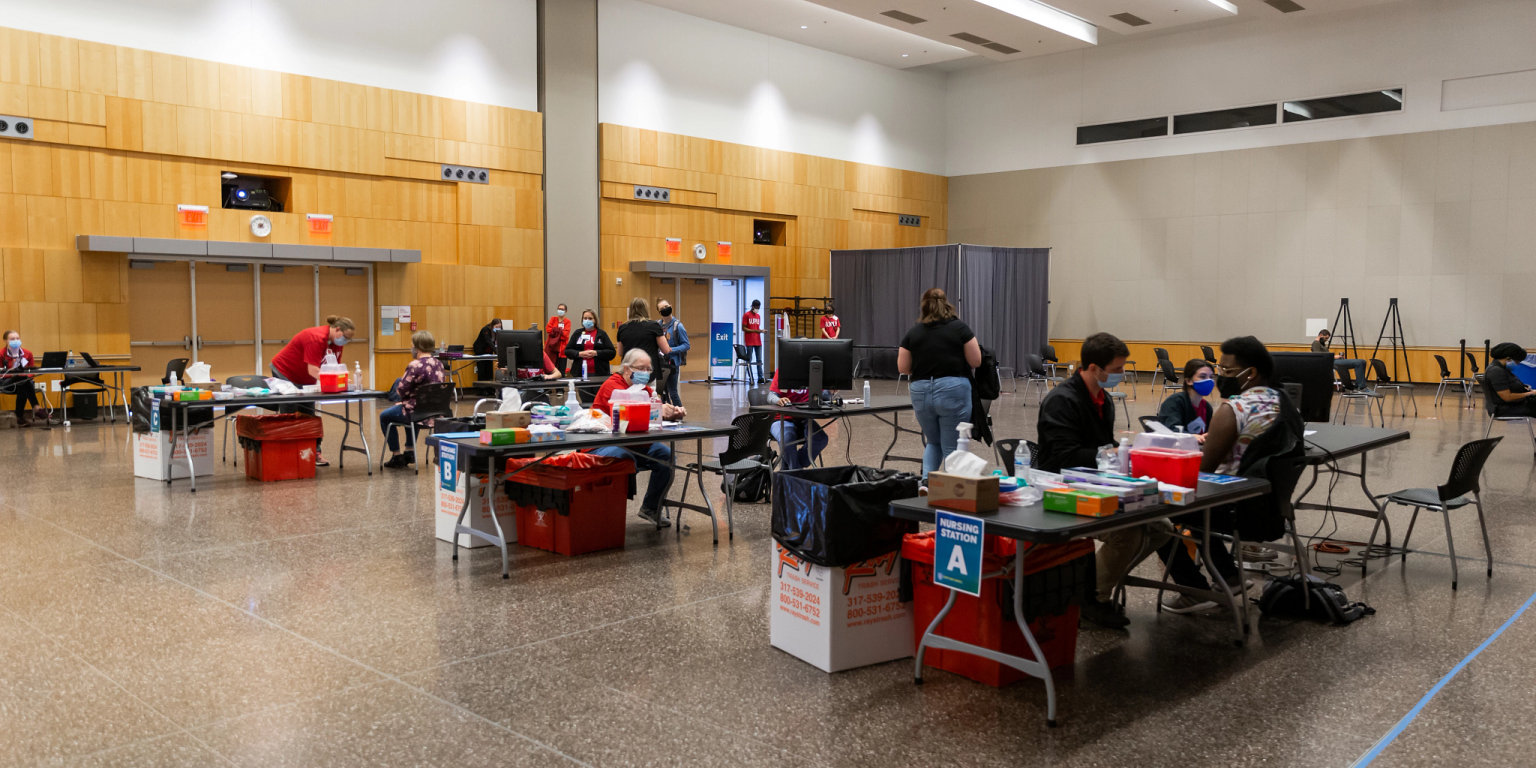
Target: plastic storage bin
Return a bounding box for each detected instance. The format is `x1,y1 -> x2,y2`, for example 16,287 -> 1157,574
236,413 -> 324,481
1129,447 -> 1202,488
505,454 -> 636,556
901,531 -> 1092,687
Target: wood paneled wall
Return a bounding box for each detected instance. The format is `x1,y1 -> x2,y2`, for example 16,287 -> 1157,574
0,26 -> 541,387
597,124 -> 947,328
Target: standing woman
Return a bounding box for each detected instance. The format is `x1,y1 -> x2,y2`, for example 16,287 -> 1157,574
379,331 -> 448,469
615,298 -> 671,396
1,330 -> 41,427
657,298 -> 690,406
565,309 -> 617,382
898,288 -> 982,479
544,304 -> 572,376
472,318 -> 502,384
270,315 -> 355,466
1156,359 -> 1216,442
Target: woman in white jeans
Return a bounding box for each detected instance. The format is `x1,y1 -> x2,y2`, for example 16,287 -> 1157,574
898,288 -> 982,479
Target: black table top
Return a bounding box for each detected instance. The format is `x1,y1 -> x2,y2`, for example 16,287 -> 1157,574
1301,422 -> 1410,463
436,353 -> 497,361
158,390 -> 390,408
425,421 -> 740,458
17,365 -> 142,375
890,477 -> 1271,544
749,394 -> 912,418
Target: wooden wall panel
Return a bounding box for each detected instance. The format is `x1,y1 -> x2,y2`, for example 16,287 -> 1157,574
0,24 -> 542,368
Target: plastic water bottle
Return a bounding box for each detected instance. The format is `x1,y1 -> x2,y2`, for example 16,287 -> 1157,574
1117,437 -> 1132,475
168,371 -> 179,387
1014,449 -> 1031,479
352,361 -> 362,391
863,379 -> 871,404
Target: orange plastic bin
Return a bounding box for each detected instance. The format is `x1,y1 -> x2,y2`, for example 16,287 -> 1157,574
235,414 -> 323,482
506,454 -> 636,556
903,532 -> 1092,687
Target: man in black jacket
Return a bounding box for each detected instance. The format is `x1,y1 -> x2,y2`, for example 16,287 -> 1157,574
1036,332 -> 1171,629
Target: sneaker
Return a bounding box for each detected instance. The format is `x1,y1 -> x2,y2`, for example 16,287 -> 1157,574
918,486 -> 929,498
315,455 -> 330,468
1080,599 -> 1131,629
638,508 -> 671,529
1162,593 -> 1218,614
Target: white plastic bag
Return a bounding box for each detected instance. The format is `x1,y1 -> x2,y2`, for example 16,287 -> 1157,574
266,377 -> 299,395
566,409 -> 612,433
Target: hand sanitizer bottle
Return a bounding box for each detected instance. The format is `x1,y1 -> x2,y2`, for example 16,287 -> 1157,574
1117,437 -> 1132,475
352,361 -> 362,391
863,379 -> 871,404
565,380 -> 580,410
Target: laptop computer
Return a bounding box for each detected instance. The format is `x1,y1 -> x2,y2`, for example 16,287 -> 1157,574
447,344 -> 464,353
40,351 -> 68,369
79,351 -> 100,368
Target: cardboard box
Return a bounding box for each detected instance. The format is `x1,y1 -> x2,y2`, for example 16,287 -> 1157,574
485,410 -> 532,430
478,428 -> 530,445
1159,483 -> 1197,506
436,470 -> 517,548
770,542 -> 913,673
133,427 -> 214,481
926,472 -> 1000,514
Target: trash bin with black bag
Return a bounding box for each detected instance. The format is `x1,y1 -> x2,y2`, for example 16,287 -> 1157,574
769,465 -> 922,672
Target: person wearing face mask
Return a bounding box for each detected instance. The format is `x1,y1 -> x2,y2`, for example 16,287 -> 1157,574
473,318 -> 502,384
544,304 -> 572,376
742,299 -> 765,385
616,298 -> 672,397
898,288 -> 982,478
1157,335 -> 1282,614
1,330 -> 42,428
1312,329 -> 1368,392
590,349 -> 687,528
1482,343 -> 1536,419
1155,359 -> 1216,442
270,315 -> 355,465
1036,332 -> 1173,629
656,299 -> 689,407
564,309 -> 616,385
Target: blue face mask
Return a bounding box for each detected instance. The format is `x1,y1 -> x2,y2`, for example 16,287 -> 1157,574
1102,372 -> 1123,389
334,336 -> 348,347
1191,378 -> 1216,397
6,339 -> 19,350
582,319 -> 595,329
631,370 -> 650,386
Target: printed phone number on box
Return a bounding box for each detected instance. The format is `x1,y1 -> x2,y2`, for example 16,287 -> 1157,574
778,592 -> 821,618
845,600 -> 903,620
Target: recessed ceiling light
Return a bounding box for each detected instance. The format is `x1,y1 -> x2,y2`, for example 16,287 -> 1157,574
1204,0 -> 1238,12
971,0 -> 1096,44
801,25 -> 808,28
902,53 -> 909,57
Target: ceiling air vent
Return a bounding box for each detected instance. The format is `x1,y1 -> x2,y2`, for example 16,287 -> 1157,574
1265,0 -> 1305,11
982,42 -> 1019,54
880,10 -> 927,24
951,32 -> 991,45
898,214 -> 921,227
1110,12 -> 1150,26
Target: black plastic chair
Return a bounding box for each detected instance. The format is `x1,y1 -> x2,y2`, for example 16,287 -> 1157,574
60,353 -> 110,421
1021,353 -> 1060,405
1434,354 -> 1473,406
162,358 -> 189,385
1370,358 -> 1417,417
1373,437 -> 1502,590
679,412 -> 777,541
1153,358 -> 1181,404
1201,345 -> 1217,364
1138,415 -> 1160,432
1149,349 -> 1173,389
382,381 -> 455,474
993,438 -> 1039,474
747,386 -> 774,407
1040,345 -> 1060,379
222,374 -> 271,466
732,343 -> 756,385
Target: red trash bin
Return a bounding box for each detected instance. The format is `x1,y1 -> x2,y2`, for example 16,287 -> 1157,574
236,414 -> 324,482
902,531 -> 1092,687
505,453 -> 636,556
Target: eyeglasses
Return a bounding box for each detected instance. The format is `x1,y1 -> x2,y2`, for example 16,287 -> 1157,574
1213,365 -> 1250,376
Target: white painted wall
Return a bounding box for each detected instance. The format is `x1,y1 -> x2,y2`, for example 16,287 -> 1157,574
598,0 -> 948,176
946,0 -> 1536,176
0,0 -> 538,111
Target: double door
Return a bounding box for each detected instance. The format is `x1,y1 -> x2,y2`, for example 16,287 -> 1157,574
128,261 -> 371,388
648,275 -> 711,377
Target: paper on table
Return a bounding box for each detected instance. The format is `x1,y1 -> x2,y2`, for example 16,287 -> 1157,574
1304,430 -> 1317,436
435,432 -> 481,439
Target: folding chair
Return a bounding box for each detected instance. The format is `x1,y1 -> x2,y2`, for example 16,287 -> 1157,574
1373,437 -> 1501,590
1369,358 -> 1417,417
381,382 -> 456,474
1433,354 -> 1473,407
221,374 -> 270,466
678,412 -> 777,541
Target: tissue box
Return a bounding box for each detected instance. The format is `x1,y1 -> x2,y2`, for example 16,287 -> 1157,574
1043,489 -> 1119,517
485,410 -> 532,430
478,428 -> 530,445
1159,483 -> 1197,506
528,425 -> 564,443
927,472 -> 999,514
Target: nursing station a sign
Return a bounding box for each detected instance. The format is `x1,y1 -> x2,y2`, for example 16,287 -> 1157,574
933,510 -> 984,596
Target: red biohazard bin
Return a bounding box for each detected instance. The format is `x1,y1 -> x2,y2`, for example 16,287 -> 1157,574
902,531 -> 1092,687
506,454 -> 636,556
236,414 -> 324,482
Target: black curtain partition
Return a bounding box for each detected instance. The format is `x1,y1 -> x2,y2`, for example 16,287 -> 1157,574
830,244 -> 1049,377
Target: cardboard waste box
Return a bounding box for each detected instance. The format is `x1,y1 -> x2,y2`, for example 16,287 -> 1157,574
769,465 -> 921,672
130,388 -> 214,481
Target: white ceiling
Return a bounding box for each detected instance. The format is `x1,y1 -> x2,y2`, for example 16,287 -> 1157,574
636,0 -> 1407,70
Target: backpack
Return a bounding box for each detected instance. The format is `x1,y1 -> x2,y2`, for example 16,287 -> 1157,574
1258,574 -> 1375,625
724,461 -> 773,503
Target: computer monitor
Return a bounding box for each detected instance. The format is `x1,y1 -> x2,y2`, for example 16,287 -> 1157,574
1271,351 -> 1334,423
776,338 -> 854,408
496,329 -> 545,371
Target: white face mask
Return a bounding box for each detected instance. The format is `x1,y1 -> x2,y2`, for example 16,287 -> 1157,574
557,309 -> 566,317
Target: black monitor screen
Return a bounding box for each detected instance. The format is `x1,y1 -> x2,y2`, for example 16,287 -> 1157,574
496,329 -> 545,371
776,338 -> 854,391
1270,351 -> 1334,423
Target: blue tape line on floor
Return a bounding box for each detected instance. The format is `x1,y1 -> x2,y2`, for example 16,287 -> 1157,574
1351,588 -> 1536,767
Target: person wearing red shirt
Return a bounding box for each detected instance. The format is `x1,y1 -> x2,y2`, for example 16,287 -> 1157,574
742,299 -> 764,384
2,329 -> 42,427
589,349 -> 686,528
820,311 -> 841,339
270,315 -> 355,466
544,304 -> 572,376
768,370 -> 830,470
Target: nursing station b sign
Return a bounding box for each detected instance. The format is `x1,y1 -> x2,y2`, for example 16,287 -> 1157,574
933,510 -> 984,596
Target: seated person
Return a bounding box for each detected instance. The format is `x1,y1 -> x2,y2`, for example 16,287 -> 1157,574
1158,335 -> 1281,614
380,331 -> 448,469
1484,343 -> 1536,417
1037,332 -> 1171,629
590,349 -> 687,529
768,369 -> 830,470
1,330 -> 42,427
1155,359 -> 1215,442
509,349 -> 564,381
1312,329 -> 1368,391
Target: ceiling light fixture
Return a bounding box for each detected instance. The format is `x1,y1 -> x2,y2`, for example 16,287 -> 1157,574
902,53 -> 909,56
1204,0 -> 1238,12
970,0 -> 1096,44
1383,89 -> 1403,102
801,25 -> 808,28
1283,102 -> 1312,119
